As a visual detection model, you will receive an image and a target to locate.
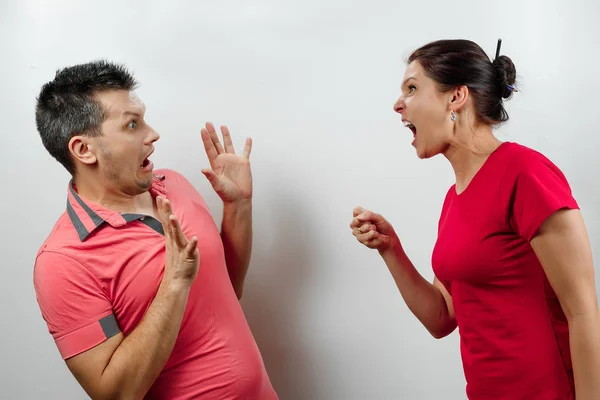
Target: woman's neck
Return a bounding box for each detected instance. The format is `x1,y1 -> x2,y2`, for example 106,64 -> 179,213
443,124 -> 503,194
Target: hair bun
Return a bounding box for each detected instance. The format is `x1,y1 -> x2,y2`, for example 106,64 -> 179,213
493,55 -> 517,99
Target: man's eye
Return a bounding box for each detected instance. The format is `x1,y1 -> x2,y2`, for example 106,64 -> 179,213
127,121 -> 137,129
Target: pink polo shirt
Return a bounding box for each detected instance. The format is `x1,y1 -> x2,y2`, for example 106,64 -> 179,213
33,169 -> 278,400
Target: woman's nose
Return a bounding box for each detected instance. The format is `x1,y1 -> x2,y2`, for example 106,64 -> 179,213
393,98 -> 404,114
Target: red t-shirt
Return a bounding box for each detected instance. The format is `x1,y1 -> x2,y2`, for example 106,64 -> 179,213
34,169 -> 278,399
432,142 -> 578,399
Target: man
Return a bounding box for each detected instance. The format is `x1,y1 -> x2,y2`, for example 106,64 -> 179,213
33,60 -> 278,400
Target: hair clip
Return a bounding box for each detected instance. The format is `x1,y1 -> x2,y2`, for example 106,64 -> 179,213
495,38 -> 502,59
507,84 -> 518,92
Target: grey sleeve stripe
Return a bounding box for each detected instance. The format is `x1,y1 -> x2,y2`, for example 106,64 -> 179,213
99,314 -> 120,339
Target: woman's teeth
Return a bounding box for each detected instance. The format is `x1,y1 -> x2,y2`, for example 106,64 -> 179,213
403,121 -> 416,136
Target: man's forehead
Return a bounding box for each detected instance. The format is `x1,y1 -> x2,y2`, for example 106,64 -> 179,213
128,91 -> 145,108
98,90 -> 146,117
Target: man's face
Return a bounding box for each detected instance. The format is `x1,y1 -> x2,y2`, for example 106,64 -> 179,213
91,90 -> 160,195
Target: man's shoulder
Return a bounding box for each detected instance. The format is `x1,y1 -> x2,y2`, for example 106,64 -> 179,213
34,212 -> 84,283
36,212 -> 74,255
155,168 -> 205,198
154,168 -> 183,179
155,168 -> 190,187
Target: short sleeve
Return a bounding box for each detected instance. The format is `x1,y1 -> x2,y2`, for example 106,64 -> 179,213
33,251 -> 121,359
507,151 -> 579,241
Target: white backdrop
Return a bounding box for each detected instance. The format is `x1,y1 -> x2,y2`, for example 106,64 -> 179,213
1,0 -> 599,398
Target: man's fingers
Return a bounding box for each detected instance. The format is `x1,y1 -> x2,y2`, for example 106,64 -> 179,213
221,126 -> 235,153
186,236 -> 199,258
201,129 -> 219,164
156,197 -> 173,235
156,196 -> 165,223
156,196 -> 166,218
243,137 -> 252,159
201,168 -> 219,187
169,215 -> 189,249
157,197 -> 183,245
157,196 -> 194,251
205,122 -> 225,154
201,169 -> 226,196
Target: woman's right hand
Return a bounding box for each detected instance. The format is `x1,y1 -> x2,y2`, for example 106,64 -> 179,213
350,207 -> 398,253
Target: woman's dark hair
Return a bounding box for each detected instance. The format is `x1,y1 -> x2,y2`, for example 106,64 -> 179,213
408,39 -> 517,125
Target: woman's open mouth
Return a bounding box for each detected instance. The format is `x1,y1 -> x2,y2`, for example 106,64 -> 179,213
403,120 -> 417,145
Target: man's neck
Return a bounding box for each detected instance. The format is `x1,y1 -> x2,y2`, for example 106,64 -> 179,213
73,174 -> 150,215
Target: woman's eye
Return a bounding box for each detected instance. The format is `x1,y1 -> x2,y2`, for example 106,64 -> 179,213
408,85 -> 416,93
127,121 -> 137,129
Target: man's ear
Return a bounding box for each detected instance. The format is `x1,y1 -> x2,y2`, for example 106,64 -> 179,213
68,135 -> 98,166
449,85 -> 469,113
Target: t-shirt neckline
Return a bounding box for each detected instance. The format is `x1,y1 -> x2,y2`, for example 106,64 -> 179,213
454,141 -> 511,197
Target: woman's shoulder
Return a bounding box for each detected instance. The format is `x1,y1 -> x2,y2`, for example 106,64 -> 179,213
497,141 -> 573,204
498,141 -> 565,179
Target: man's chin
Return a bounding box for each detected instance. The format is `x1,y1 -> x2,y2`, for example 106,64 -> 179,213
136,178 -> 153,192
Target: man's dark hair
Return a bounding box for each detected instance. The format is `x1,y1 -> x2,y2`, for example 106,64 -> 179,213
408,39 -> 517,126
35,60 -> 138,175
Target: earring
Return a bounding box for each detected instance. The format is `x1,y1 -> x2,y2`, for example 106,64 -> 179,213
450,110 -> 457,121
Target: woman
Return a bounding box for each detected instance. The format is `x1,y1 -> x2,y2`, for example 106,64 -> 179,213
350,39 -> 600,399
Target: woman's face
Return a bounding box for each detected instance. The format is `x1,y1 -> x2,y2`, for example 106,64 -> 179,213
393,61 -> 457,159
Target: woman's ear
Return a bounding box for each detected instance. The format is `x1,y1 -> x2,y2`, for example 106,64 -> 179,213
68,135 -> 98,167
449,85 -> 469,113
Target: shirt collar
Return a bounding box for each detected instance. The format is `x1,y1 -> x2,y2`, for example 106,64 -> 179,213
66,173 -> 167,241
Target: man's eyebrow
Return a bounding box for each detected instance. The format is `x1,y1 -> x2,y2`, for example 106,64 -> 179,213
121,110 -> 143,119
